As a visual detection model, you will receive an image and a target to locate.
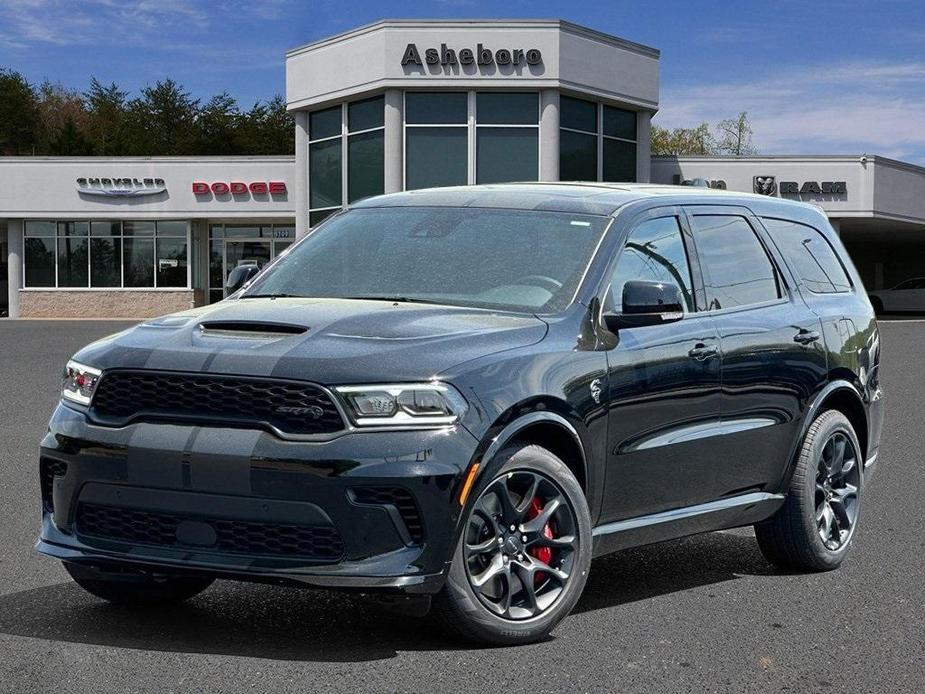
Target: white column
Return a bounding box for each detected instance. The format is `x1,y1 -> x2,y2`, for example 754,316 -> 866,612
384,89 -> 404,193
636,111 -> 652,183
539,90 -> 560,181
294,110 -> 309,239
7,219 -> 22,319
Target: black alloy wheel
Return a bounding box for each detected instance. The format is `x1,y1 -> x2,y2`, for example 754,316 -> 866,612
815,431 -> 861,550
755,409 -> 864,571
435,443 -> 591,646
464,469 -> 579,620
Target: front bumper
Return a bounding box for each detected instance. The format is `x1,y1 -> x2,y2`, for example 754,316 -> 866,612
37,403 -> 478,594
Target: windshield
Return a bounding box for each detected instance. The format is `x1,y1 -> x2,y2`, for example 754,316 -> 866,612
244,207 -> 610,313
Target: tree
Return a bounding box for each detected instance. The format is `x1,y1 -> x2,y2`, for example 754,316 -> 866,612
84,78 -> 130,155
125,78 -> 199,155
651,123 -> 714,155
238,95 -> 294,155
0,69 -> 40,154
36,81 -> 89,153
196,92 -> 242,155
48,115 -> 93,155
715,111 -> 757,156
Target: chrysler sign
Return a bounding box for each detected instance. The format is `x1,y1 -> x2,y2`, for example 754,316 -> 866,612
76,177 -> 166,197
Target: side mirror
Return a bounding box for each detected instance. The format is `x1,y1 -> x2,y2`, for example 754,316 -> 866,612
225,264 -> 261,294
604,280 -> 685,332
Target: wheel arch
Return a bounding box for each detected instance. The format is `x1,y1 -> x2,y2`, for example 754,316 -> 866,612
476,410 -> 589,496
783,380 -> 869,492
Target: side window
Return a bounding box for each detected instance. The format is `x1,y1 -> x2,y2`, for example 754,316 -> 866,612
689,215 -> 781,311
609,216 -> 695,312
762,217 -> 852,294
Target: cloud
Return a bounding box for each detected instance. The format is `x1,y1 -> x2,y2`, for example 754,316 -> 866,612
656,60 -> 925,163
0,0 -> 294,48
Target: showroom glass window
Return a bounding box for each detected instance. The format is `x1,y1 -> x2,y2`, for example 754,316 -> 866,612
23,220 -> 189,288
405,92 -> 468,190
689,215 -> 781,310
560,95 -> 637,182
475,92 -> 538,184
308,96 -> 385,228
404,91 -> 540,189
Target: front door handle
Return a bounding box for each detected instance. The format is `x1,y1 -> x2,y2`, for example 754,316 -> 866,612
688,343 -> 718,360
794,329 -> 821,345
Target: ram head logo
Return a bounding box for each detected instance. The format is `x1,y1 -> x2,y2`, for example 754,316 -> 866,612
753,176 -> 777,196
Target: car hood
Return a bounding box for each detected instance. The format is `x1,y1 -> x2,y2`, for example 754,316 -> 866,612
74,297 -> 548,384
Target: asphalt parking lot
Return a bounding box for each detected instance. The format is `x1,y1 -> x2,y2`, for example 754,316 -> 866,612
0,319 -> 922,694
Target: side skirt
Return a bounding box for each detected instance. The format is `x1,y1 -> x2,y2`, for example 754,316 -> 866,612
591,492 -> 785,558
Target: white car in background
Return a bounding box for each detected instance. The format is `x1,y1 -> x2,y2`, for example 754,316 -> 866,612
869,277 -> 925,313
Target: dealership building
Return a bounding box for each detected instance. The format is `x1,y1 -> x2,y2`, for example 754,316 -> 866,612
1,19 -> 924,318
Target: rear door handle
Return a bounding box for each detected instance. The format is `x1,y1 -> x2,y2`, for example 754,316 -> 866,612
794,329 -> 821,345
688,343 -> 718,360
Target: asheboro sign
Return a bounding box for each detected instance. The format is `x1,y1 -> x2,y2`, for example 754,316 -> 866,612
401,42 -> 542,68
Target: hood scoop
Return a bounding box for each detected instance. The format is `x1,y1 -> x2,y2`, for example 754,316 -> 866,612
198,321 -> 307,340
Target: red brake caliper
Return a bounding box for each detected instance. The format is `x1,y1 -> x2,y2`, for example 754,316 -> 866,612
526,496 -> 554,584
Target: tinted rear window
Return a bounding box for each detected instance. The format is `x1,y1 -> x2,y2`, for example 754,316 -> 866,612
762,218 -> 852,294
689,215 -> 781,310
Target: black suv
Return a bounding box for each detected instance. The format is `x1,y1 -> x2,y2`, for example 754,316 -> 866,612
38,184 -> 883,645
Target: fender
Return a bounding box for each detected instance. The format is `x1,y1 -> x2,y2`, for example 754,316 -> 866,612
778,379 -> 866,491
446,411 -> 591,565
476,410 -> 588,486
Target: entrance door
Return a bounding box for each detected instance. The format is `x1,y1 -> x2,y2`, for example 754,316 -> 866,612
208,224 -> 295,303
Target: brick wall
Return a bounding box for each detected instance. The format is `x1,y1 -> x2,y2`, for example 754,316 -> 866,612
19,290 -> 201,318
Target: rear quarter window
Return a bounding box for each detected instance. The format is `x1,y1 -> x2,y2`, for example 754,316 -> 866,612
761,217 -> 852,294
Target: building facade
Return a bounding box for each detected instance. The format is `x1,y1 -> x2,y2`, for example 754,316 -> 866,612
651,155 -> 925,292
0,157 -> 295,318
0,19 -> 661,318
1,19 -> 924,318
285,19 -> 659,237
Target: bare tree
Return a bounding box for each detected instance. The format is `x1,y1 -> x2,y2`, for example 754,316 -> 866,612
715,112 -> 757,156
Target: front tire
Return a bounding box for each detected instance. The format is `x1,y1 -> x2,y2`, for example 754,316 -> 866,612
755,410 -> 863,571
435,443 -> 592,646
65,562 -> 214,605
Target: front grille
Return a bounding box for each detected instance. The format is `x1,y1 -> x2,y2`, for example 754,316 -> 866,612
90,371 -> 344,437
40,458 -> 68,512
75,503 -> 345,561
351,487 -> 424,544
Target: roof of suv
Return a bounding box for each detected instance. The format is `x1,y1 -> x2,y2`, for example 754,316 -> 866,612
351,182 -> 817,217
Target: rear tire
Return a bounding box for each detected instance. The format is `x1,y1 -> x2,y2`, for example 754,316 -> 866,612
65,562 -> 214,605
434,443 -> 592,646
870,297 -> 884,315
755,410 -> 863,571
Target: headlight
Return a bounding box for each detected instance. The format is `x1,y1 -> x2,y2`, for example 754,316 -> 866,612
62,360 -> 102,405
335,383 -> 467,427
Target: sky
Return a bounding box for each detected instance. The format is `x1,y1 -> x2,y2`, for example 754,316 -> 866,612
2,0 -> 925,162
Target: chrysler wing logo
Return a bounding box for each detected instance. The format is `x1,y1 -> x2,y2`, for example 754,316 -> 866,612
275,405 -> 325,419
753,176 -> 777,196
76,177 -> 167,198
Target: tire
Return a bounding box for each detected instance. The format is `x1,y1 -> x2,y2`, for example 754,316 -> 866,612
434,443 -> 592,646
755,410 -> 863,571
870,297 -> 884,315
64,562 -> 214,605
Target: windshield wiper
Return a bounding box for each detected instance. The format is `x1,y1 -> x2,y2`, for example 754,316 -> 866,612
240,293 -> 303,299
341,296 -> 441,305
